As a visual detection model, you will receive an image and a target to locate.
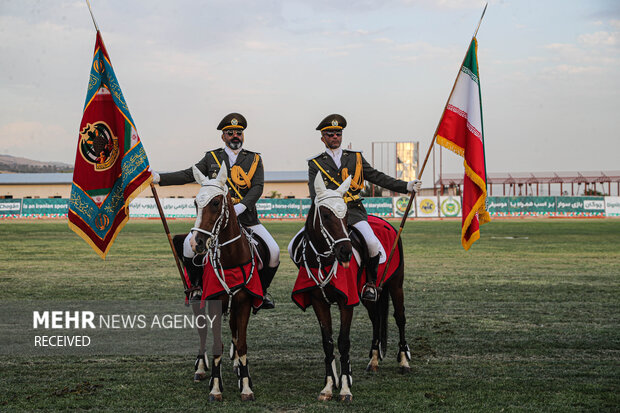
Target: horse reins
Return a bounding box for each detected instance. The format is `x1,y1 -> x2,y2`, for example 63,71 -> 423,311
296,199 -> 351,304
191,188 -> 256,314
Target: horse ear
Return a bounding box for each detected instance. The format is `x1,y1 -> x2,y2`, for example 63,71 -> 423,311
216,166 -> 228,186
314,173 -> 327,197
192,166 -> 207,186
336,176 -> 352,197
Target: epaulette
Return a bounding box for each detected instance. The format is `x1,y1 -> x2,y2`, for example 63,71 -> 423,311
241,148 -> 261,155
306,152 -> 325,161
343,149 -> 362,153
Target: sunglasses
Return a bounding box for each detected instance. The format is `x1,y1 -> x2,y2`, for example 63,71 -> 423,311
226,130 -> 244,136
323,131 -> 342,137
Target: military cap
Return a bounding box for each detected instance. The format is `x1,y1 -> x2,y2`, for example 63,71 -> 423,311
316,114 -> 347,131
217,113 -> 247,130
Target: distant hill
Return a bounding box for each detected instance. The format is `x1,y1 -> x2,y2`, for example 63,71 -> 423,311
0,154 -> 73,173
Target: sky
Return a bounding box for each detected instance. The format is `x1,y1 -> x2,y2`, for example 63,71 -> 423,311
1,0 -> 619,179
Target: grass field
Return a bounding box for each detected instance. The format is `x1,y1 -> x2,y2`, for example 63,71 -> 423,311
0,219 -> 619,411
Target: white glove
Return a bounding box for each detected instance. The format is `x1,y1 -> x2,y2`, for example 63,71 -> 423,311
234,203 -> 247,216
149,167 -> 160,184
407,179 -> 422,193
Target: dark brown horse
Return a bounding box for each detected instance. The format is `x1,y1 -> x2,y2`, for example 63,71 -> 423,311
189,165 -> 261,402
349,221 -> 411,374
291,175 -> 357,401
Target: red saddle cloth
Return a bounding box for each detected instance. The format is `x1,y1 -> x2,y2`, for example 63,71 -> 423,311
201,258 -> 263,309
291,264 -> 359,311
290,216 -> 402,311
354,215 -> 403,294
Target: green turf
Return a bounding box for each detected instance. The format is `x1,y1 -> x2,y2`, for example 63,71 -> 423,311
0,219 -> 619,411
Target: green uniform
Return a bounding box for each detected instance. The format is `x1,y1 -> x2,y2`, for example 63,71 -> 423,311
159,148 -> 264,227
308,150 -> 408,225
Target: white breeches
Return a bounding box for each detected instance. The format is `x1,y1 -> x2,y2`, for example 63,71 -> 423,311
247,223 -> 280,268
184,224 -> 280,268
353,220 -> 386,263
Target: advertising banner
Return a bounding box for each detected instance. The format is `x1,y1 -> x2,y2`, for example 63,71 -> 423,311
439,196 -> 462,217
416,196 -> 439,218
393,196 -> 415,218
511,196 -> 556,216
556,196 -> 605,217
605,196 -> 620,217
300,198 -> 312,218
363,197 -> 394,217
21,198 -> 69,217
0,199 -> 22,217
257,199 -> 302,218
129,198 -> 196,218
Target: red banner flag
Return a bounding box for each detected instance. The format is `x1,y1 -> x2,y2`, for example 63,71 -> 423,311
68,31 -> 152,259
436,38 -> 490,250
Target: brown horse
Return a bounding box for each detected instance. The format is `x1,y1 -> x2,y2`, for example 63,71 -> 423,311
349,220 -> 411,374
189,165 -> 262,402
291,175 -> 357,402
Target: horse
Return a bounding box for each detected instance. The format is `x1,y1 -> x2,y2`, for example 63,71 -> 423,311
348,217 -> 412,374
290,174 -> 357,402
188,165 -> 264,402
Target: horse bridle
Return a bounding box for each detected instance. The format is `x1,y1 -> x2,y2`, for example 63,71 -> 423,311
190,184 -> 238,250
190,186 -> 254,308
310,195 -> 351,258
297,195 -> 351,300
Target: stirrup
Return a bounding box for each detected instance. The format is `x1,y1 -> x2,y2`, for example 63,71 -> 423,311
186,287 -> 202,303
361,284 -> 378,302
252,293 -> 275,315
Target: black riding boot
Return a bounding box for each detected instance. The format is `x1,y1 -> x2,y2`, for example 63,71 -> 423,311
183,256 -> 204,303
255,263 -> 278,313
362,254 -> 380,302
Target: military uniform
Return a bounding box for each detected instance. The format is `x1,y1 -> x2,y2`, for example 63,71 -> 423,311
155,112 -> 278,312
308,150 -> 407,225
307,114 -> 414,302
159,147 -> 264,227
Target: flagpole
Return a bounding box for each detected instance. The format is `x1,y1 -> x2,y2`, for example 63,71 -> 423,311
150,183 -> 189,292
85,0 -> 100,31
377,3 -> 487,289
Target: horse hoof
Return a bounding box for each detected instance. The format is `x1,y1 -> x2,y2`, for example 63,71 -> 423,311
318,392 -> 332,402
399,366 -> 411,375
208,394 -> 223,402
194,372 -> 207,383
241,393 -> 255,402
366,364 -> 379,373
339,394 -> 353,402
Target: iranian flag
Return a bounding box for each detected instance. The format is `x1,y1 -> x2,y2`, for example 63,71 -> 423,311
436,37 -> 490,250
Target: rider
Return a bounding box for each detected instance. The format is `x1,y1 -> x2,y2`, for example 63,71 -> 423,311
152,113 -> 279,311
308,114 -> 421,302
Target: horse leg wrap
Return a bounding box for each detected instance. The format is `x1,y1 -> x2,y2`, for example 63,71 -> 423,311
209,357 -> 223,392
397,342 -> 411,362
324,355 -> 340,389
368,341 -> 383,360
340,357 -> 352,388
237,359 -> 253,392
194,351 -> 209,371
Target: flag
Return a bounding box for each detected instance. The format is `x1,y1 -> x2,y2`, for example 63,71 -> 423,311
68,31 -> 152,259
436,37 -> 490,250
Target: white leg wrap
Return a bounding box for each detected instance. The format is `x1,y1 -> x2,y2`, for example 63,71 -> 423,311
183,232 -> 195,259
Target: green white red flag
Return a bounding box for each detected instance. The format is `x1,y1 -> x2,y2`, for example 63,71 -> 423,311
436,37 -> 490,250
68,31 -> 152,259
